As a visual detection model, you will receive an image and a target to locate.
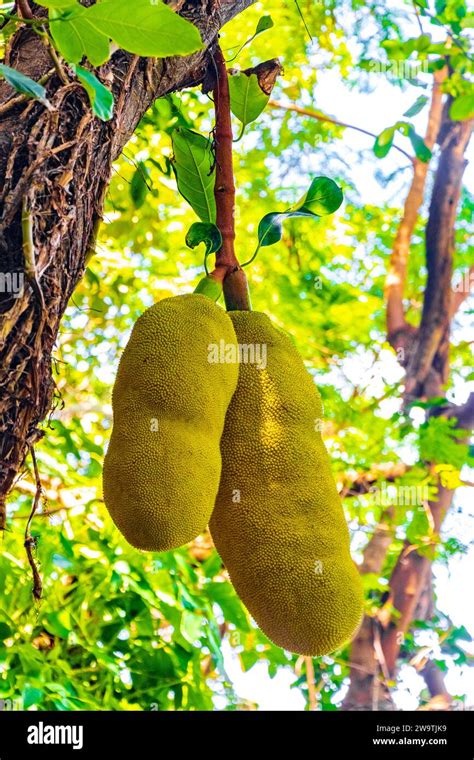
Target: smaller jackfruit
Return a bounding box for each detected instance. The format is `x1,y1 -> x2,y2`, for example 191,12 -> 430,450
103,294 -> 239,551
211,311 -> 363,656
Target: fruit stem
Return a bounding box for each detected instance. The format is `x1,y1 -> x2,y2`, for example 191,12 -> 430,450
212,45 -> 251,311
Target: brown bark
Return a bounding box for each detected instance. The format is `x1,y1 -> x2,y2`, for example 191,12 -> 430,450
343,88 -> 473,711
213,46 -> 237,270
359,508 -> 395,576
419,660 -> 452,710
211,46 -> 250,311
386,69 -> 445,345
405,113 -> 473,397
0,1 -> 256,522
343,509 -> 396,711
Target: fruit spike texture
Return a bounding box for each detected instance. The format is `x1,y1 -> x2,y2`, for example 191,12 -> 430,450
210,311 -> 364,656
103,294 -> 239,552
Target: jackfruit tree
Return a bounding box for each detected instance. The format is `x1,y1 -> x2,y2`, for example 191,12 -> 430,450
0,0 -> 473,712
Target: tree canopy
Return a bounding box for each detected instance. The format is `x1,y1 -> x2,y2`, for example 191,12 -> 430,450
0,0 -> 473,711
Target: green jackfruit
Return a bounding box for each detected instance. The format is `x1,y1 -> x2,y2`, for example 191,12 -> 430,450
210,311 -> 363,656
103,294 -> 239,551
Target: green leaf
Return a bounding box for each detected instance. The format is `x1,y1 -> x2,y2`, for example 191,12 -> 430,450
186,221 -> 222,259
45,610 -> 71,639
0,64 -> 50,107
257,177 -> 343,248
450,93 -> 474,121
435,0 -> 447,12
50,7 -> 110,66
296,176 -> 344,216
408,128 -> 431,162
413,33 -> 432,51
375,122 -> 431,162
85,0 -> 203,58
374,126 -> 395,158
129,161 -> 151,208
255,15 -> 274,34
180,611 -> 202,644
171,128 -> 216,222
23,686 -> 43,709
419,417 -> 473,469
228,71 -> 269,133
0,622 -> 12,640
404,95 -> 428,118
226,15 -> 274,62
71,65 -> 114,121
207,582 -> 250,631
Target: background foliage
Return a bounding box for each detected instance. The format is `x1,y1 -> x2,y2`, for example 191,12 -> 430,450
0,0 -> 473,710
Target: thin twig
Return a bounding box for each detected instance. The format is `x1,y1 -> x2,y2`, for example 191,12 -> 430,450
412,0 -> 424,34
22,196 -> 46,310
41,29 -> 68,85
268,99 -> 414,163
25,448 -> 43,600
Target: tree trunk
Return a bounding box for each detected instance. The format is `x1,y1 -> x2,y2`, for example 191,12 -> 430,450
343,89 -> 473,710
0,0 -> 256,524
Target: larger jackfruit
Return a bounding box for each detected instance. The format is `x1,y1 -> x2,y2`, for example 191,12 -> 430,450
210,311 -> 363,656
103,294 -> 239,551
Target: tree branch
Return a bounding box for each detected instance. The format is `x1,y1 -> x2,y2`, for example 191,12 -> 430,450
212,46 -> 250,311
359,508 -> 395,575
17,0 -> 34,21
345,85 -> 473,711
342,507 -> 395,710
419,659 -> 452,710
405,113 -> 473,396
213,47 -> 237,271
386,69 -> 446,344
268,99 -> 414,163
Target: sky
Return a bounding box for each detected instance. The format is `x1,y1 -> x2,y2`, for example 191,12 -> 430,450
217,2 -> 474,710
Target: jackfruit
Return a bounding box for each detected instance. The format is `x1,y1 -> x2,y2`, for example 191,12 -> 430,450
103,293 -> 239,551
210,311 -> 363,656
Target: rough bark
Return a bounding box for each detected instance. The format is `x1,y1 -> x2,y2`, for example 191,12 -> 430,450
385,69 -> 445,345
343,90 -> 473,710
342,509 -> 395,711
211,46 -> 251,311
0,0 -> 256,522
406,112 -> 473,398
419,660 -> 452,710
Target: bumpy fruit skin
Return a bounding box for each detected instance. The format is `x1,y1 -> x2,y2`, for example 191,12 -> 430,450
210,311 -> 363,656
103,294 -> 239,552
